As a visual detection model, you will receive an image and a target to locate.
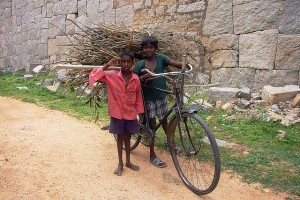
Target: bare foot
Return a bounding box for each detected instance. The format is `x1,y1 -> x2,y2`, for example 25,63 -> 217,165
114,164 -> 123,176
125,163 -> 140,171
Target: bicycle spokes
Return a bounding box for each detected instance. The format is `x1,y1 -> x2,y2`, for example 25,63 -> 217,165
169,113 -> 220,195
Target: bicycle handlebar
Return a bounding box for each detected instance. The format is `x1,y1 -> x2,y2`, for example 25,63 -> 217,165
141,64 -> 193,77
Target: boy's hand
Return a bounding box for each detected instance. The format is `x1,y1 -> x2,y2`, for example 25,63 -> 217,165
103,57 -> 120,70
140,72 -> 153,82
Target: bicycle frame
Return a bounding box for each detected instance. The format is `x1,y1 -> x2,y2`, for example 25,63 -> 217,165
136,64 -> 221,195
140,65 -> 193,145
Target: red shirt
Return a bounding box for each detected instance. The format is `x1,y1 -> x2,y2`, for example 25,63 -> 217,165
89,68 -> 144,120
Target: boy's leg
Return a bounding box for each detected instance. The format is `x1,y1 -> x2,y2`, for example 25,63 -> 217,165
148,118 -> 157,161
114,134 -> 124,176
124,133 -> 139,171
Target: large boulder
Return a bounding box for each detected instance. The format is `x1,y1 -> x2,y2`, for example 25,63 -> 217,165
261,85 -> 300,104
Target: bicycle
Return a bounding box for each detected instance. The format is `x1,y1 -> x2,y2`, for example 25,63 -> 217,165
115,64 -> 221,195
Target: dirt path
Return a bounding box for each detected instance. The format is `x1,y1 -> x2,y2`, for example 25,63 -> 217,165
0,96 -> 293,200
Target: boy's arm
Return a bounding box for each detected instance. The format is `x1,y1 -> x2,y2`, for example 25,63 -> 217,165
89,57 -> 120,88
136,82 -> 144,114
168,59 -> 190,70
103,57 -> 120,70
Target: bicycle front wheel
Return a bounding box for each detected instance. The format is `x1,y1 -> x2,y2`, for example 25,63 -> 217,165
168,112 -> 221,195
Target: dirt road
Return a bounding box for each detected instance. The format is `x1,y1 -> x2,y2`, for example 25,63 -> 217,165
0,96 -> 292,199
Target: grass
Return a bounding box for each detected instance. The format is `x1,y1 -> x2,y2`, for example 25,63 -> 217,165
0,71 -> 109,124
0,71 -> 299,198
200,110 -> 300,198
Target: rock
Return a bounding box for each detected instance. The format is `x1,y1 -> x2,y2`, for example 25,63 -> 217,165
203,0 -> 233,35
57,69 -> 69,82
237,87 -> 251,100
46,86 -> 58,92
208,50 -> 238,69
251,92 -> 261,100
271,104 -> 281,114
211,68 -> 255,89
236,99 -> 251,109
44,79 -> 54,87
24,74 -> 33,81
204,34 -> 239,52
281,116 -> 295,126
252,70 -> 299,92
233,0 -> 281,34
54,81 -> 64,87
206,87 -> 240,103
275,35 -> 300,70
253,100 -> 269,107
188,99 -> 214,112
222,102 -> 234,111
276,130 -> 286,140
268,111 -> 283,122
239,29 -> 278,70
195,73 -> 210,85
16,86 -> 29,90
261,85 -> 300,104
32,65 -> 44,74
279,0 -> 300,34
215,100 -> 223,109
202,137 -> 236,148
291,93 -> 300,107
28,64 -> 40,74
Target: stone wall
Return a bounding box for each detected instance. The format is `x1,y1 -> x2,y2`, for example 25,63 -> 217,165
0,0 -> 299,92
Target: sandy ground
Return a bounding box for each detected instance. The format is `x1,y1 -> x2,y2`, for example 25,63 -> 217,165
0,96 -> 295,200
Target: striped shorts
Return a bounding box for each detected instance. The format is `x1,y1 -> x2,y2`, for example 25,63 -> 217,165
145,96 -> 168,120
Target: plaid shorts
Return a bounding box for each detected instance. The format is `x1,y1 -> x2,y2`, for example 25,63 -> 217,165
145,97 -> 168,120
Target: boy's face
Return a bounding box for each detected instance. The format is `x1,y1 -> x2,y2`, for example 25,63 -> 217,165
120,55 -> 134,73
142,43 -> 156,58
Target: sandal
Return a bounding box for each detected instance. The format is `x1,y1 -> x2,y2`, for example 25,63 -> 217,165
151,157 -> 167,168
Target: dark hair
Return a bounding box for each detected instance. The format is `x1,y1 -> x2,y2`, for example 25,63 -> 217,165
119,51 -> 135,60
141,36 -> 158,49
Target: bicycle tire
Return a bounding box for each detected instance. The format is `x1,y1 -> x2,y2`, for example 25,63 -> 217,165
113,132 -> 141,151
168,112 -> 221,195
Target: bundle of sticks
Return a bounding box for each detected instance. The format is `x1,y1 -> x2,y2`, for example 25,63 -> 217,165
66,22 -> 192,65
54,22 -> 198,121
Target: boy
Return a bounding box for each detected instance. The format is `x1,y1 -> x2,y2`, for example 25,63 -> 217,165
133,36 -> 189,168
89,51 -> 144,176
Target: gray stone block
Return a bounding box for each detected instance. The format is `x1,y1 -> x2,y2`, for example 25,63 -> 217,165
0,59 -> 8,69
205,34 -> 239,52
205,87 -> 240,103
261,85 -> 300,104
203,0 -> 233,35
116,5 -> 133,27
233,0 -> 281,34
239,29 -> 278,70
275,34 -> 300,70
208,50 -> 238,69
177,1 -> 205,13
279,0 -> 300,34
211,68 -> 256,89
253,70 -> 299,92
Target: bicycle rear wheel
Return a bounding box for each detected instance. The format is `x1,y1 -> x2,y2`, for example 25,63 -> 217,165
113,132 -> 141,151
168,112 -> 221,195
